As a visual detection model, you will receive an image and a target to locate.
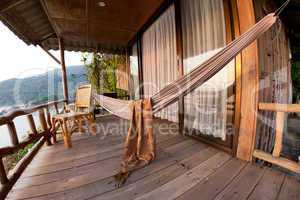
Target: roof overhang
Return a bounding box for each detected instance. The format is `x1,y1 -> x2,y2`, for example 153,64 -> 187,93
0,0 -> 164,54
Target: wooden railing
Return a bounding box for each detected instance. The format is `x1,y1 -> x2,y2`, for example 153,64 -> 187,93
253,103 -> 300,174
0,100 -> 65,199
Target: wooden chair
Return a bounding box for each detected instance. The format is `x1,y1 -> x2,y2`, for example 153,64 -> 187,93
66,84 -> 93,113
52,84 -> 96,148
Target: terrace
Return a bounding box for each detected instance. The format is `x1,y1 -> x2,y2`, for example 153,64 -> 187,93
5,116 -> 300,200
0,0 -> 299,199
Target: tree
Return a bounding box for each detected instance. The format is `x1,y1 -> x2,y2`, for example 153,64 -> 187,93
82,53 -> 125,95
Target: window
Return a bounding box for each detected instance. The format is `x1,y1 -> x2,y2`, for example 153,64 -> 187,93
181,0 -> 235,141
142,5 -> 178,122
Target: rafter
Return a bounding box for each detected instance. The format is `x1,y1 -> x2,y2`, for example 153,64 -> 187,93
0,0 -> 27,13
39,0 -> 59,37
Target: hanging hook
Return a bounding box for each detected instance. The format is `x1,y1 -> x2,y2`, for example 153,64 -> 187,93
275,0 -> 290,16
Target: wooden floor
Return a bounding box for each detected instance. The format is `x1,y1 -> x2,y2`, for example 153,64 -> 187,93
6,116 -> 300,200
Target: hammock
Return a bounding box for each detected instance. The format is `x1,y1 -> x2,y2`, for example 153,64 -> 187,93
94,12 -> 279,184
94,13 -> 277,119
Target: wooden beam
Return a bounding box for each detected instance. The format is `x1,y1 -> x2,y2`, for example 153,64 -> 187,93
0,157 -> 8,185
137,36 -> 144,98
27,114 -> 38,135
38,44 -> 61,65
273,112 -> 285,157
0,100 -> 65,126
7,121 -> 19,146
39,0 -> 60,37
58,38 -> 69,104
235,0 -> 259,162
229,0 -> 242,157
253,150 -> 300,174
38,109 -> 51,146
0,0 -> 26,12
175,0 -> 184,135
259,103 -> 300,113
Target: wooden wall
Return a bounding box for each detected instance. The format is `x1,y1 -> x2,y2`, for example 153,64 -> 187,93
253,0 -> 292,154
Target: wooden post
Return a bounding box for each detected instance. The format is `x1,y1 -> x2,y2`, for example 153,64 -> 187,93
137,36 -> 144,98
175,0 -> 184,135
38,44 -> 61,65
0,157 -> 8,185
58,38 -> 69,104
7,121 -> 19,146
38,109 -> 52,146
45,107 -> 52,128
273,112 -> 285,157
235,0 -> 259,161
27,114 -> 38,135
54,103 -> 59,114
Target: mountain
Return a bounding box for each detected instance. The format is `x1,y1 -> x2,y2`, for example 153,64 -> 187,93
0,65 -> 88,114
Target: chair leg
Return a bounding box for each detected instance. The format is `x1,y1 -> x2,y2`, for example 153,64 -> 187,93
77,117 -> 85,133
62,120 -> 72,148
51,118 -> 58,144
45,133 -> 52,146
88,113 -> 97,135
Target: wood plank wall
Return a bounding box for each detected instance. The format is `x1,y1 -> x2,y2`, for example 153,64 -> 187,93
253,0 -> 292,154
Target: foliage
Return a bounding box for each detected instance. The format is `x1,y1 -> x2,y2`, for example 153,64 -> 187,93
82,53 -> 126,96
292,61 -> 300,102
4,143 -> 35,172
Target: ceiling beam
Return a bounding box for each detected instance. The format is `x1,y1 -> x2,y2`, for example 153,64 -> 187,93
39,0 -> 60,37
38,44 -> 61,65
0,0 -> 26,13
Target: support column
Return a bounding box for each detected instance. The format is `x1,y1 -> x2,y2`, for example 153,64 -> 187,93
235,0 -> 259,161
58,38 -> 69,104
137,37 -> 144,99
175,0 -> 184,135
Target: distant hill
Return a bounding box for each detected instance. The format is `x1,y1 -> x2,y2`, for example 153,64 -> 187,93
0,65 -> 88,114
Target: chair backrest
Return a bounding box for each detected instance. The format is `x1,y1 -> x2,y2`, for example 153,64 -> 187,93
75,84 -> 92,112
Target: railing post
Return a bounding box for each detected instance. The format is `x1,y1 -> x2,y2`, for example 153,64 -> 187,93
27,114 -> 38,135
54,103 -> 59,114
0,157 -> 8,184
272,111 -> 285,157
39,109 -> 52,146
7,121 -> 19,146
45,107 -> 52,128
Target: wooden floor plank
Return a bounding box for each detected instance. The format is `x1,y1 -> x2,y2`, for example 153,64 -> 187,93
6,116 -> 299,200
9,135 -> 187,195
23,139 -> 207,200
131,152 -> 231,200
213,164 -> 266,200
247,168 -> 285,200
89,147 -> 220,200
176,158 -> 247,200
277,175 -> 300,200
29,131 -> 178,169
21,133 -> 183,178
7,138 -> 195,199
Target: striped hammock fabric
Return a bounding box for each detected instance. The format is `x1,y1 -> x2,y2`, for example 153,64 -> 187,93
94,13 -> 278,120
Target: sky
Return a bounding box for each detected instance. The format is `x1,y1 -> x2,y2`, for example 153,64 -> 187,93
0,21 -> 84,82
